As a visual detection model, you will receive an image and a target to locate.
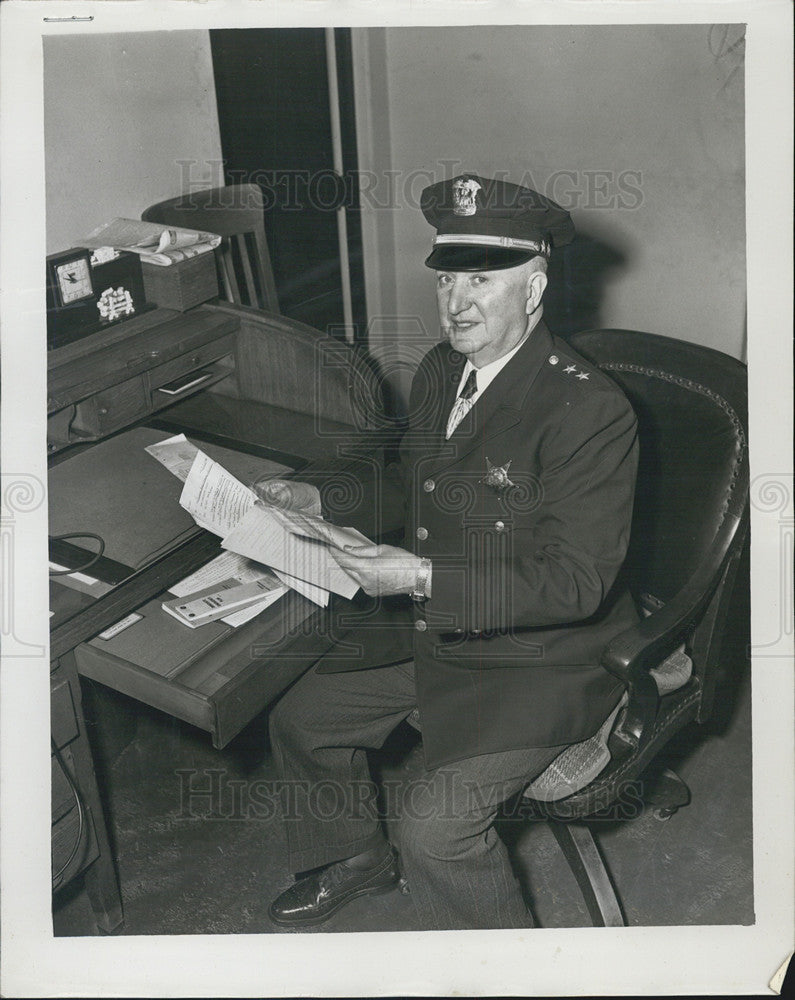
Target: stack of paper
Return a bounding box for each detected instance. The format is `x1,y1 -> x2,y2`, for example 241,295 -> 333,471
163,575 -> 286,629
80,218 -> 222,267
220,505 -> 363,602
165,551 -> 288,628
147,434 -> 367,613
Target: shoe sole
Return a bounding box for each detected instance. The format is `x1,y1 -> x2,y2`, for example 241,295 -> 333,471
268,878 -> 399,928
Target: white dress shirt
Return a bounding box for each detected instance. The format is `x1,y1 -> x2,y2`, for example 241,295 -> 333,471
446,333 -> 530,438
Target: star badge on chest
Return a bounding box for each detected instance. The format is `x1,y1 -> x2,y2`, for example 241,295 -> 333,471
481,457 -> 515,492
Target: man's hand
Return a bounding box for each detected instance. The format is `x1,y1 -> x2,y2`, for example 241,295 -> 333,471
330,542 -> 422,597
252,478 -> 322,517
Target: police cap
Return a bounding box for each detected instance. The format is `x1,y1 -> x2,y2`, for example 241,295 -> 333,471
421,174 -> 574,271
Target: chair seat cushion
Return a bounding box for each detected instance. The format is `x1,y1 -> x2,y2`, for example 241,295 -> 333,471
649,645 -> 692,695
524,693 -> 627,802
524,645 -> 693,802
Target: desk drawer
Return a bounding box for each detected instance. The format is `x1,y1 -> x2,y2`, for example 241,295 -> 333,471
75,589 -> 331,749
148,336 -> 236,391
72,376 -> 149,437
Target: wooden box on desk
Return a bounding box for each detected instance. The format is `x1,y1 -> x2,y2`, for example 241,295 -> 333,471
141,253 -> 218,311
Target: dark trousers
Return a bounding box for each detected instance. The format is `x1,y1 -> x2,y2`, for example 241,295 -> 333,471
268,660 -> 566,929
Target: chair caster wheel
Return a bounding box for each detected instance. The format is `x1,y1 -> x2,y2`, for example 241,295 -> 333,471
646,768 -> 691,818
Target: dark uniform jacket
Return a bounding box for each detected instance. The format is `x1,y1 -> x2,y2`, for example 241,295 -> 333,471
320,320 -> 639,768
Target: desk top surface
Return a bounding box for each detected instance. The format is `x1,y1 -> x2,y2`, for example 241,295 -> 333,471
49,425 -> 293,641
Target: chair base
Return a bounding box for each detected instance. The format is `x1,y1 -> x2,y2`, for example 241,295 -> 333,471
545,766 -> 692,924
547,820 -> 625,927
644,766 -> 692,820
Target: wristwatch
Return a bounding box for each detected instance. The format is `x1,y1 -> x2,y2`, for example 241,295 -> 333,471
410,558 -> 432,602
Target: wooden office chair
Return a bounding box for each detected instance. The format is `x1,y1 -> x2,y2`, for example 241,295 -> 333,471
142,184 -> 279,312
516,328 -> 750,926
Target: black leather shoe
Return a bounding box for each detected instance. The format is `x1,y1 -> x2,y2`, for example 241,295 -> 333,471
268,847 -> 400,927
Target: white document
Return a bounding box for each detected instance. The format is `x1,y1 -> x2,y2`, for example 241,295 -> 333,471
167,552 -> 287,627
167,550 -> 278,597
268,505 -> 372,550
145,433 -> 201,483
272,568 -> 329,608
175,452 -> 348,605
179,451 -> 257,538
222,504 -> 360,600
221,591 -> 286,627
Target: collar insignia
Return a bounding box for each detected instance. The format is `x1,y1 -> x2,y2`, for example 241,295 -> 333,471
453,177 -> 482,216
481,457 -> 515,491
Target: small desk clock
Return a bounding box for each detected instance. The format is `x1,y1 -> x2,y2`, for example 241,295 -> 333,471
47,248 -> 151,351
53,250 -> 94,305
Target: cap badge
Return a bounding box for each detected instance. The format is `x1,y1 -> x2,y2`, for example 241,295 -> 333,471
453,177 -> 481,217
481,457 -> 515,492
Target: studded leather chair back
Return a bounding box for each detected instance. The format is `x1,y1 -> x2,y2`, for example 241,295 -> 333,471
568,330 -> 747,612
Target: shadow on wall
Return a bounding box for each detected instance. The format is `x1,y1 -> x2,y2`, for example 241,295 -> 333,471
545,232 -> 627,337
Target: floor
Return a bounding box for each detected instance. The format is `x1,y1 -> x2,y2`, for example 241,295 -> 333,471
53,574 -> 753,936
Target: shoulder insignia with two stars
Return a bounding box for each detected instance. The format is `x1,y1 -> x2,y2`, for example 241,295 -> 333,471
561,362 -> 589,380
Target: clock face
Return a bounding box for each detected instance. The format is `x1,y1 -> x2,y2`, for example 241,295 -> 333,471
55,257 -> 94,305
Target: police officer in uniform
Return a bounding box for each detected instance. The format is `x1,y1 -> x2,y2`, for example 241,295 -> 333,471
262,175 -> 639,930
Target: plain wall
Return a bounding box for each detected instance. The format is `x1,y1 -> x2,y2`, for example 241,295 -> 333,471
43,26 -> 746,401
353,25 -> 746,406
44,31 -> 223,254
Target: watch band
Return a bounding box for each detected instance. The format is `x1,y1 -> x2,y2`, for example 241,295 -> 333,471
410,558 -> 432,602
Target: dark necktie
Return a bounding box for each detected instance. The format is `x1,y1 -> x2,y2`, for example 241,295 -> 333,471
446,369 -> 479,438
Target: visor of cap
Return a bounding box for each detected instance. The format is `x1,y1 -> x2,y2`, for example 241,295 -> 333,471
424,244 -> 540,271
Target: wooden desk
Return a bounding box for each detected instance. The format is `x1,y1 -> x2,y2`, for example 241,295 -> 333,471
51,651 -> 123,933
48,307 -> 238,454
48,303 -> 395,933
49,305 -> 244,933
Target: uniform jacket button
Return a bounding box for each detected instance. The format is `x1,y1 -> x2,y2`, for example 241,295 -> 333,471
416,526 -> 429,540
415,619 -> 428,632
470,628 -> 481,636
423,479 -> 435,492
549,354 -> 559,365
494,520 -> 505,532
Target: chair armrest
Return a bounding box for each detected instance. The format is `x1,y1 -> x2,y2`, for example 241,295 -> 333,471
602,510 -> 743,748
